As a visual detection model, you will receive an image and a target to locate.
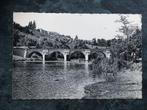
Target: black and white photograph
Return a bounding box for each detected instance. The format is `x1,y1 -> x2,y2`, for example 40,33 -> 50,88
12,13 -> 142,99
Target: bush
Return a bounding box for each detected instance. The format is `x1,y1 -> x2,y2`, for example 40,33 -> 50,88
92,57 -> 119,81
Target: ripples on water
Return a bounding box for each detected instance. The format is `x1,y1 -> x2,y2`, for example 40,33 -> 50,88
12,61 -> 104,99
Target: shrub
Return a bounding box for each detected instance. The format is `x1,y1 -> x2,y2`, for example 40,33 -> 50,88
92,57 -> 119,81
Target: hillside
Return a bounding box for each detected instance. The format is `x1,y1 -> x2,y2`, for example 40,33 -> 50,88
13,22 -> 74,49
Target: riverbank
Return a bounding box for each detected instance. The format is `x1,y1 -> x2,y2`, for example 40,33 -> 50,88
83,62 -> 142,99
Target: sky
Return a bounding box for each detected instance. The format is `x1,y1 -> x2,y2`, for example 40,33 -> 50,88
13,13 -> 142,40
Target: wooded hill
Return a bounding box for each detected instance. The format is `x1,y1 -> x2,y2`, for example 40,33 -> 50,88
13,21 -> 110,49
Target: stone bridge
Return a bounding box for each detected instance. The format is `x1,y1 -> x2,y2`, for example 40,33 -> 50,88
13,46 -> 111,63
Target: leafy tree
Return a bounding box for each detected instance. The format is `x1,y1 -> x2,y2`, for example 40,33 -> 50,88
92,38 -> 97,45
107,40 -> 111,47
97,39 -> 107,46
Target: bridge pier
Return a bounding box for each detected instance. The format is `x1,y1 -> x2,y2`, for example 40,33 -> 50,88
64,54 -> 67,61
42,54 -> 45,64
42,50 -> 48,64
104,50 -> 111,59
85,54 -> 88,61
63,51 -> 69,62
83,50 -> 91,61
24,49 -> 27,59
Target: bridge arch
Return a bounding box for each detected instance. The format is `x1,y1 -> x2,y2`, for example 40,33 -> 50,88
69,50 -> 85,61
89,50 -> 106,61
27,51 -> 43,60
47,51 -> 65,61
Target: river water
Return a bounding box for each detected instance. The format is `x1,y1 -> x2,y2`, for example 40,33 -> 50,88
12,61 -> 104,99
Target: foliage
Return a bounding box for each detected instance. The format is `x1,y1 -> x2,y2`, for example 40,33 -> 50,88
97,38 -> 108,46
92,56 -> 118,81
92,15 -> 142,80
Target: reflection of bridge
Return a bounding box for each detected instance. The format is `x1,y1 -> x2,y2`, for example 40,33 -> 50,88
13,46 -> 110,63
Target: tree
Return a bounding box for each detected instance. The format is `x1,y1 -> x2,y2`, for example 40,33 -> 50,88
28,20 -> 36,29
74,35 -> 79,42
73,35 -> 80,49
107,40 -> 111,47
92,38 -> 97,45
32,21 -> 36,29
116,15 -> 131,40
115,15 -> 140,62
97,39 -> 107,46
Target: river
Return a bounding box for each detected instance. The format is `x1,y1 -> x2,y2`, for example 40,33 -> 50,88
12,61 -> 104,99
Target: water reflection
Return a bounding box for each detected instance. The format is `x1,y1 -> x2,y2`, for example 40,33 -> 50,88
64,61 -> 67,73
42,63 -> 45,74
85,61 -> 89,74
